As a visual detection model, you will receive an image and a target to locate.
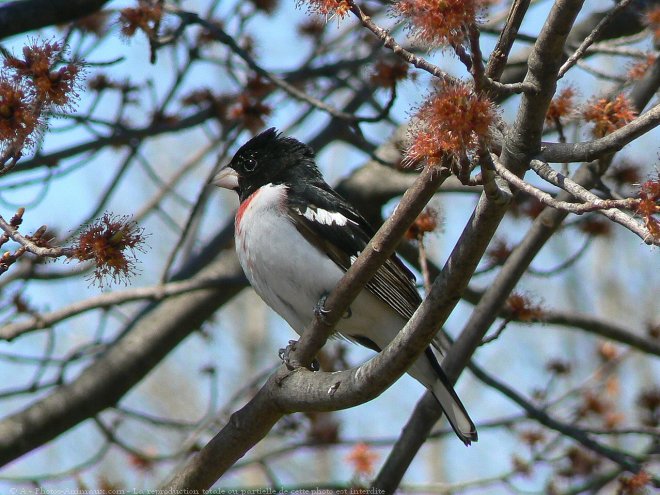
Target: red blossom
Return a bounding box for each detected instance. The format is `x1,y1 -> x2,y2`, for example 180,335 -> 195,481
582,94 -> 636,138
298,18 -> 326,37
119,1 -> 163,38
405,208 -> 439,239
71,213 -> 146,287
559,447 -> 601,477
250,0 -> 279,13
578,217 -> 612,238
228,94 -> 272,134
0,79 -> 38,147
636,173 -> 660,240
618,470 -> 652,495
506,292 -> 544,322
128,453 -> 154,472
546,86 -> 577,124
520,428 -> 546,447
4,39 -> 82,109
645,6 -> 660,41
346,442 -> 378,476
597,341 -> 619,362
627,53 -> 657,80
609,160 -> 642,187
405,82 -> 494,166
370,59 -> 409,87
298,0 -> 351,19
71,11 -> 111,36
392,0 -> 490,48
637,386 -> 660,427
486,238 -> 512,264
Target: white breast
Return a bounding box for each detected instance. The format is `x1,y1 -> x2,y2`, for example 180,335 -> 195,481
235,184 -> 345,335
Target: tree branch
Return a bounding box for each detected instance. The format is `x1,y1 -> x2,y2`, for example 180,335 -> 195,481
557,0 -> 635,79
539,103 -> 660,163
0,275 -> 244,341
468,361 -> 645,474
0,0 -> 110,40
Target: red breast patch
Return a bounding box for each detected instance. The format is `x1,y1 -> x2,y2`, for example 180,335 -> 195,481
236,188 -> 261,228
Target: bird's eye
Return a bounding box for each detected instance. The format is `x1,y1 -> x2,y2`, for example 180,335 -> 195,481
244,157 -> 258,172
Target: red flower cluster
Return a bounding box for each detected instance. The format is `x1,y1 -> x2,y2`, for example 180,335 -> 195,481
370,59 -> 409,88
119,0 -> 163,38
228,77 -> 274,134
345,442 -> 378,476
0,39 -> 82,163
583,94 -> 636,138
0,81 -> 37,147
506,292 -> 544,322
546,86 -> 577,125
392,0 -> 489,48
627,53 -> 656,80
636,173 -> 660,240
71,213 -> 147,287
406,82 -> 494,166
298,0 -> 351,19
5,40 -> 81,108
645,6 -> 660,41
405,207 -> 439,239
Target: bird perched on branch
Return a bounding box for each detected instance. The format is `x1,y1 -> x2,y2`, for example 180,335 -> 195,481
212,128 -> 477,445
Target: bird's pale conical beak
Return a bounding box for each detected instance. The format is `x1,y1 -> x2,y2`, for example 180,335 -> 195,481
211,166 -> 239,190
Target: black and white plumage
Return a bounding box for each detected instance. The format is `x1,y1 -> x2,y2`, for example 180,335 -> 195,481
213,128 -> 477,445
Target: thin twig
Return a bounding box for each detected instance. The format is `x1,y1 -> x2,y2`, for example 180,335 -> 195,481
557,0 -> 635,79
492,159 -> 640,214
170,8 -> 392,124
0,275 -> 243,341
347,1 -> 535,95
529,159 -> 657,245
0,215 -> 69,258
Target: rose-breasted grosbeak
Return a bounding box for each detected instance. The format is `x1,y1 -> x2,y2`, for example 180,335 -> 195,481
213,128 -> 477,445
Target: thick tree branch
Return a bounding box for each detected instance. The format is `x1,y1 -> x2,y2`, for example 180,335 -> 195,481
539,103 -> 660,163
485,0 -> 532,81
0,0 -> 109,40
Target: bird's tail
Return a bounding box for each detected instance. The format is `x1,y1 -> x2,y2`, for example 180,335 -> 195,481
430,367 -> 478,445
411,348 -> 477,445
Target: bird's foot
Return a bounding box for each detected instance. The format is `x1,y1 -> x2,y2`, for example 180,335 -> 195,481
314,293 -> 330,322
278,340 -> 319,371
278,340 -> 298,370
314,293 -> 352,321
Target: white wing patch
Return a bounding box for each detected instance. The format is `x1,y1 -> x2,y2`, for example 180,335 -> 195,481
301,206 -> 350,226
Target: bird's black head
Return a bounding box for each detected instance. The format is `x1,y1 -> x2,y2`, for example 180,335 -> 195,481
213,128 -> 322,202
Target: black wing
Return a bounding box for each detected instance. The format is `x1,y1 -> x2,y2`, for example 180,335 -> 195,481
286,180 -> 421,320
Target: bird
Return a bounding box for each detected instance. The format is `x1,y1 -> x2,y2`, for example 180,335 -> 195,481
212,127 -> 477,445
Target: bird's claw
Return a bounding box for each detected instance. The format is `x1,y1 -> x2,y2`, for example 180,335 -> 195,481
314,294 -> 330,322
279,340 -> 320,371
278,340 -> 298,370
314,293 -> 352,321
